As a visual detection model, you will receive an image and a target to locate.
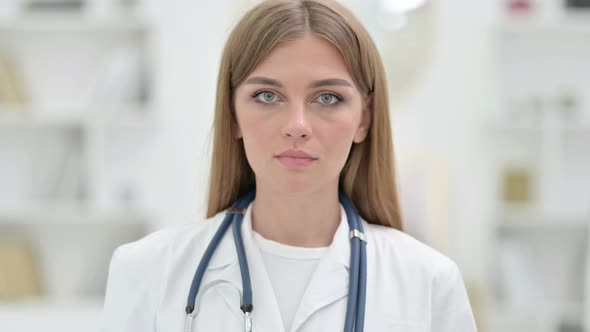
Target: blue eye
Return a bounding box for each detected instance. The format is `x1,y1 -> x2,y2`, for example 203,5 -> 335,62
316,93 -> 343,106
253,90 -> 279,104
251,90 -> 343,107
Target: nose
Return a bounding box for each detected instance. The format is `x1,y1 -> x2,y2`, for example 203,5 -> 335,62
282,102 -> 312,139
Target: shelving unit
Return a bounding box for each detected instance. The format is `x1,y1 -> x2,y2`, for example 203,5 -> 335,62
0,2 -> 156,331
489,215 -> 588,332
488,3 -> 590,332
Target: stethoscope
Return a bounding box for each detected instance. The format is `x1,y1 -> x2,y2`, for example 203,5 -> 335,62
184,190 -> 367,332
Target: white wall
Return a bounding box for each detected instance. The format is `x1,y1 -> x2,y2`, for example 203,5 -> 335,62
140,0 -> 238,229
391,1 -> 497,282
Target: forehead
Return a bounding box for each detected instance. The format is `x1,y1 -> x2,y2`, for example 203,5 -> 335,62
248,34 -> 353,83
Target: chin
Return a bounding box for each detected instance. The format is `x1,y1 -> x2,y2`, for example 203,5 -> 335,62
277,182 -> 315,194
266,177 -> 319,195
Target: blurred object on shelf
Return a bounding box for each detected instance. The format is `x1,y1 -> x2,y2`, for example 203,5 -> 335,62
505,90 -> 586,128
505,0 -> 535,16
117,184 -> 138,209
557,319 -> 584,332
27,129 -> 88,205
501,167 -> 533,205
24,0 -> 86,14
0,238 -> 42,299
557,89 -> 581,121
87,0 -> 141,18
84,46 -> 148,110
45,133 -> 87,203
0,51 -> 27,107
118,0 -> 139,10
566,0 -> 590,9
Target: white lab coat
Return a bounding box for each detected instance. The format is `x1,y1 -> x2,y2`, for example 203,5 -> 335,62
100,202 -> 478,332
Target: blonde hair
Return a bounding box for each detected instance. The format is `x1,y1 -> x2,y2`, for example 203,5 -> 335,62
206,0 -> 403,230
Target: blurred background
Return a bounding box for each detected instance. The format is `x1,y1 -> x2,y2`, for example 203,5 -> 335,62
0,0 -> 588,331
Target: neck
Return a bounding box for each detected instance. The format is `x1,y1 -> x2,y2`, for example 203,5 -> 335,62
250,185 -> 341,248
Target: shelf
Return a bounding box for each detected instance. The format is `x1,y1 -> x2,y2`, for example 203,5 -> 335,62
0,294 -> 104,309
0,201 -> 151,224
0,296 -> 104,332
0,108 -> 85,130
493,299 -> 585,318
489,300 -> 586,332
0,16 -> 151,34
0,104 -> 157,130
496,18 -> 590,37
487,118 -> 590,134
496,213 -> 589,231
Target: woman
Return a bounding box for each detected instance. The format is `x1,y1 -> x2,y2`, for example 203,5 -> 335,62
101,0 -> 478,331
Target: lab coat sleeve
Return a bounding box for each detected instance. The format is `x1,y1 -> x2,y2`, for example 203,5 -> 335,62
430,261 -> 478,332
100,242 -> 161,332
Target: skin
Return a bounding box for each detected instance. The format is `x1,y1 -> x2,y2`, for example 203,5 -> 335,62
233,33 -> 372,248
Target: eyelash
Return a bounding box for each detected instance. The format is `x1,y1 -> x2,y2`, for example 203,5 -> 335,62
250,90 -> 345,107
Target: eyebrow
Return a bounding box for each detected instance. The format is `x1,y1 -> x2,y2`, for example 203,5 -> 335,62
244,76 -> 352,89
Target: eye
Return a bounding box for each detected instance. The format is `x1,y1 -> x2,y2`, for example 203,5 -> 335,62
315,93 -> 343,106
253,90 -> 280,104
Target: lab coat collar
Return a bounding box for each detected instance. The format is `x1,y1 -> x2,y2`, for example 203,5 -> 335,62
205,200 -> 352,271
202,200 -> 354,332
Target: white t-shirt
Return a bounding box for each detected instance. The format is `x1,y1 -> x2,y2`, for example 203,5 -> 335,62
252,231 -> 328,332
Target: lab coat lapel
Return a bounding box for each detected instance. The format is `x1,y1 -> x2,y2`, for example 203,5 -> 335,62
289,205 -> 351,332
204,203 -> 286,332
193,217 -> 242,321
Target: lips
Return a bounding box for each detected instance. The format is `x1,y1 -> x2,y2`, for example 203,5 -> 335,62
275,149 -> 317,167
276,149 -> 317,159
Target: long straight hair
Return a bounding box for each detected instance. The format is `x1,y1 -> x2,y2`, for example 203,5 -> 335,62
206,0 -> 403,230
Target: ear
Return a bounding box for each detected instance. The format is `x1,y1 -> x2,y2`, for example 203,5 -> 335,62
353,95 -> 372,143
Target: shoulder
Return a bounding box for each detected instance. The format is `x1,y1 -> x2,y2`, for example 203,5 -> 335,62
103,210 -> 228,311
101,210 -> 229,330
363,221 -> 477,329
363,221 -> 461,282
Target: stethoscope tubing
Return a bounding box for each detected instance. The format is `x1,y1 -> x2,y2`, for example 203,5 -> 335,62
186,190 -> 367,332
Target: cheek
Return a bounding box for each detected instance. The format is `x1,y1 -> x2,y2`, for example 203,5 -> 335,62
235,104 -> 274,169
236,97 -> 268,139
319,121 -> 357,165
240,116 -> 275,149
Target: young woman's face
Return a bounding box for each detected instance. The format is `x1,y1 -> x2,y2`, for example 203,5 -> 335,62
234,34 -> 371,194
